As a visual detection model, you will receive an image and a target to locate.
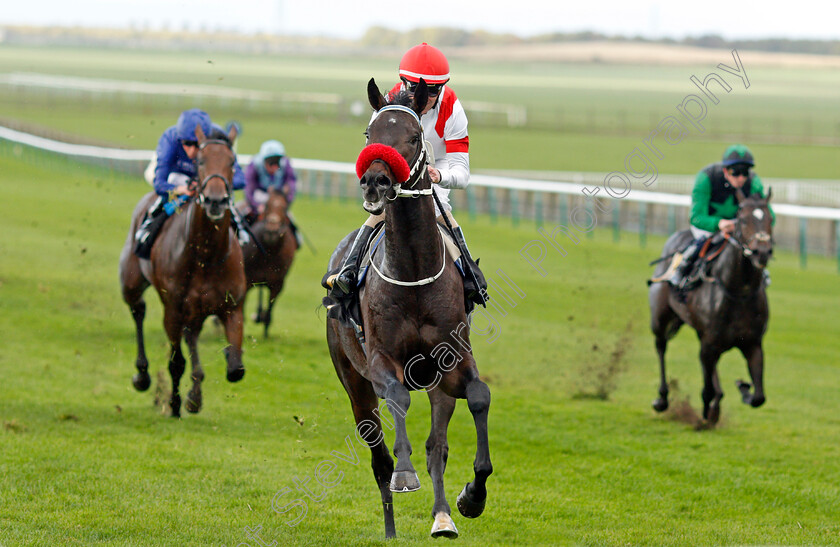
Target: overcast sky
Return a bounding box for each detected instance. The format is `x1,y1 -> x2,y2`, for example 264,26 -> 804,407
4,0 -> 839,41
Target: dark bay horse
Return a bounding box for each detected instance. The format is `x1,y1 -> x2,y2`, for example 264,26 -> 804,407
649,189 -> 774,425
325,79 -> 492,539
242,188 -> 296,337
119,125 -> 247,417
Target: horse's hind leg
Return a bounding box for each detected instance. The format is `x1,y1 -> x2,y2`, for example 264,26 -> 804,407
737,343 -> 766,408
121,257 -> 151,391
183,325 -> 205,414
221,308 -> 246,382
329,338 -> 396,538
426,389 -> 459,538
129,299 -> 152,391
650,288 -> 682,412
700,344 -> 724,424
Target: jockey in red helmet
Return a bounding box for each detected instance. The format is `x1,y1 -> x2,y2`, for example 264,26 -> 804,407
326,43 -> 488,314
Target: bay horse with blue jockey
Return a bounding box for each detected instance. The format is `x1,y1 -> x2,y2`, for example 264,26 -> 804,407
119,124 -> 247,417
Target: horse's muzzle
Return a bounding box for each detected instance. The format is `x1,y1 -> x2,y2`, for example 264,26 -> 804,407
361,171 -> 393,215
203,198 -> 229,221
262,215 -> 287,245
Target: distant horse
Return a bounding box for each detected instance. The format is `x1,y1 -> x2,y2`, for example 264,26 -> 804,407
242,187 -> 296,337
119,125 -> 247,417
325,79 -> 492,539
649,189 -> 773,425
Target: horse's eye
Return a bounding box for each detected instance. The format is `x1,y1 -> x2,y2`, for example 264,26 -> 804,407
410,135 -> 419,144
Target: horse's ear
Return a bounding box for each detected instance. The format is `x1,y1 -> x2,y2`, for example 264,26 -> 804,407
411,79 -> 429,117
195,124 -> 206,143
735,187 -> 747,204
765,187 -> 772,202
368,78 -> 386,111
227,124 -> 238,144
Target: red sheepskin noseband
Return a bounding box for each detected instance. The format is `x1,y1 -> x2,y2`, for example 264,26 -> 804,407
356,143 -> 411,183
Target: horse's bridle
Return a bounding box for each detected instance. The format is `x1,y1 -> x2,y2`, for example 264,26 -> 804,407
365,105 -> 446,287
727,208 -> 774,258
196,139 -> 234,206
371,105 -> 433,200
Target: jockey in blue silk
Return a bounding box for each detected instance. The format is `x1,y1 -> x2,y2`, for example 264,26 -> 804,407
134,109 -> 247,258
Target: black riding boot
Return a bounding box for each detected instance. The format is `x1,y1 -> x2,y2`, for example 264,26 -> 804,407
134,196 -> 167,259
453,226 -> 489,309
669,239 -> 703,288
328,224 -> 375,299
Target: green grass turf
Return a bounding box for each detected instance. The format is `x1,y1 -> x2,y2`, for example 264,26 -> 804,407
1,149 -> 839,546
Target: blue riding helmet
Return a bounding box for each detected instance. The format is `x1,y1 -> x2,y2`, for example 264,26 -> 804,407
259,140 -> 285,161
176,109 -> 212,142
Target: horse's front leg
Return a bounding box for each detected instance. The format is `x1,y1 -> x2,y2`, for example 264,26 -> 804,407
263,285 -> 283,339
737,343 -> 766,408
183,324 -> 205,414
699,344 -> 724,424
370,354 -> 420,493
163,311 -> 187,418
441,356 -> 493,520
426,389 -> 458,538
221,307 -> 245,383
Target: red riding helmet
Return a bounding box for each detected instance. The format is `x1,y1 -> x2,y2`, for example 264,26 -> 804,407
399,43 -> 450,85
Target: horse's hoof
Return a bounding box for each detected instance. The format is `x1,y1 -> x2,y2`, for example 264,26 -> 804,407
132,371 -> 151,392
185,393 -> 202,414
226,367 -> 245,383
430,512 -> 458,539
706,405 -> 721,425
457,483 -> 486,519
170,394 -> 181,418
389,471 -> 420,493
652,397 -> 669,413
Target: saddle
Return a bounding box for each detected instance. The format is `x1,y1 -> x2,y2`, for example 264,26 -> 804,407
648,234 -> 728,291
323,223 -> 466,334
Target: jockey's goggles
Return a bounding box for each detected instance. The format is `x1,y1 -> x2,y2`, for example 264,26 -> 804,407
728,165 -> 750,177
181,140 -> 198,147
264,155 -> 282,166
402,78 -> 445,97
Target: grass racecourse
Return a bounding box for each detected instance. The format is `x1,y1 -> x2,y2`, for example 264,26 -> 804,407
1,44 -> 840,546
1,149 -> 840,546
